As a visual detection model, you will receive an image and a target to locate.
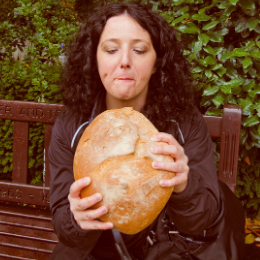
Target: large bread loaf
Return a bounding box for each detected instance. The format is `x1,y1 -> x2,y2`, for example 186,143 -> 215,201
73,107 -> 175,234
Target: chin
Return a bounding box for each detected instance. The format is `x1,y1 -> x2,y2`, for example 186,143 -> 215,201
115,92 -> 133,100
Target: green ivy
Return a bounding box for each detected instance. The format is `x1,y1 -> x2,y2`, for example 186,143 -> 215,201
0,0 -> 79,184
141,0 -> 260,217
1,0 -> 260,216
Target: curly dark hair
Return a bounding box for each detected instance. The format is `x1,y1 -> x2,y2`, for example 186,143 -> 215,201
61,2 -> 196,132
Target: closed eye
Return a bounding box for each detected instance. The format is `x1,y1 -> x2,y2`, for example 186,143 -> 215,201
134,49 -> 146,54
106,49 -> 118,54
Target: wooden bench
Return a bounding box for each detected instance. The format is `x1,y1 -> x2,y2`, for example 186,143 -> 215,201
0,99 -> 242,259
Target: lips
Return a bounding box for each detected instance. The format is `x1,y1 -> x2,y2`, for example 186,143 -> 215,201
115,78 -> 134,80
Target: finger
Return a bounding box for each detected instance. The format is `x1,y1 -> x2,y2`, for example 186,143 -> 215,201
69,177 -> 91,199
150,144 -> 184,159
82,206 -> 109,221
76,193 -> 103,211
80,220 -> 114,230
152,160 -> 189,173
159,174 -> 188,189
151,132 -> 180,146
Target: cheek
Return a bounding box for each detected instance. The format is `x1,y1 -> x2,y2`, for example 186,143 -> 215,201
138,62 -> 156,80
99,60 -> 115,79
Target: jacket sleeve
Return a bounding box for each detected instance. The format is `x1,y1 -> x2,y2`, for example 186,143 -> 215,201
167,112 -> 220,235
49,115 -> 101,250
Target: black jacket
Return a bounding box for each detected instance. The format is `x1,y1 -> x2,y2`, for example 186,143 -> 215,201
49,94 -> 243,259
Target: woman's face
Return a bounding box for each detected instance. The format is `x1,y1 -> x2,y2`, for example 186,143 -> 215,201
96,14 -> 157,110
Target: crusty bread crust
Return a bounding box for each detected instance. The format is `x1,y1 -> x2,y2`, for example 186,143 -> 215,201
74,107 -> 175,234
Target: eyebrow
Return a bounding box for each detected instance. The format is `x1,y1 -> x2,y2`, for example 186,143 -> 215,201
101,38 -> 152,47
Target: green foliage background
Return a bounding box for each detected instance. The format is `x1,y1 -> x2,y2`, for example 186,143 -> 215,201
1,0 -> 260,216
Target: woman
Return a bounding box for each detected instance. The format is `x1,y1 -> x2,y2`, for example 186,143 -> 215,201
49,3 -> 244,260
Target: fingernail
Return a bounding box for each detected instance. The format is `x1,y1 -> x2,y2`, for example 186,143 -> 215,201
95,193 -> 102,201
160,180 -> 167,187
107,222 -> 113,228
151,135 -> 157,141
84,177 -> 91,185
152,161 -> 159,168
150,146 -> 156,152
101,206 -> 108,214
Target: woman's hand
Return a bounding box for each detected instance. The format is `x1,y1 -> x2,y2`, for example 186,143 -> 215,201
68,177 -> 114,230
150,133 -> 189,193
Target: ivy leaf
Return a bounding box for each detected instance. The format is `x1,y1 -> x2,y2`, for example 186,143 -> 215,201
171,14 -> 189,25
223,78 -> 243,88
248,86 -> 260,98
216,66 -> 227,77
218,3 -> 230,9
183,49 -> 191,56
192,14 -> 211,21
175,23 -> 200,34
244,41 -> 255,51
233,48 -> 249,56
191,66 -> 204,73
205,108 -> 223,116
218,28 -> 229,36
208,32 -> 223,42
212,92 -> 225,108
255,25 -> 260,34
249,68 -> 257,79
241,28 -> 250,39
198,33 -> 209,46
235,18 -> 248,33
220,49 -> 249,61
232,86 -> 242,95
205,70 -> 212,78
203,45 -> 217,56
192,40 -> 203,54
251,50 -> 260,59
226,95 -> 237,105
171,0 -> 185,6
238,97 -> 253,115
205,56 -> 217,66
243,115 -> 260,127
248,17 -> 259,31
243,80 -> 255,92
211,64 -> 223,70
202,21 -> 219,31
224,5 -> 236,16
243,57 -> 253,70
220,84 -> 231,94
200,96 -> 212,107
249,128 -> 260,141
175,6 -> 189,16
187,53 -> 196,62
228,0 -> 239,5
226,65 -> 240,79
203,85 -> 219,96
239,0 -> 255,10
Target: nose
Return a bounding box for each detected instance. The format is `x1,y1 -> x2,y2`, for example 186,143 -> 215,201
120,50 -> 131,69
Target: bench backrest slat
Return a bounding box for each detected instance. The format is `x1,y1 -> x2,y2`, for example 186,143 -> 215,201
13,121 -> 29,184
44,124 -> 53,188
218,105 -> 241,193
0,100 -> 65,124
